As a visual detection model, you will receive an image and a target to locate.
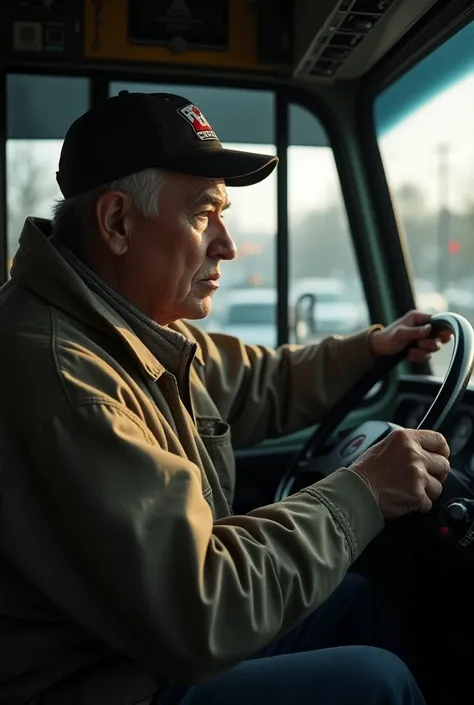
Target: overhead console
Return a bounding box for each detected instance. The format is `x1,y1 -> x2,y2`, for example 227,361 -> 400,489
1,0 -> 443,82
293,0 -> 439,81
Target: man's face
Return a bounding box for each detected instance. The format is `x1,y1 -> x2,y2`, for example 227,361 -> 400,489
96,173 -> 237,325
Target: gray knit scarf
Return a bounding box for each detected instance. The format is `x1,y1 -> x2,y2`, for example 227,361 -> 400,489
53,239 -> 196,381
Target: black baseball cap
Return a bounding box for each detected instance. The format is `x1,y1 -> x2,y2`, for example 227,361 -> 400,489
56,91 -> 279,198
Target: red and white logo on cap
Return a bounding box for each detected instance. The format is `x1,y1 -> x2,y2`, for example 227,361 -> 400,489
177,104 -> 218,142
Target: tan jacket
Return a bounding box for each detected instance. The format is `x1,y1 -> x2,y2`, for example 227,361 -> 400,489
0,218 -> 384,705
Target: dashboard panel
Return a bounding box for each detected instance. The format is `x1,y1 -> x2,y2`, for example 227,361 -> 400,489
394,375 -> 474,481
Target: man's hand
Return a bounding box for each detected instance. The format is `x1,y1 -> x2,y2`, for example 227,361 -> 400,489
352,429 -> 450,519
370,310 -> 452,362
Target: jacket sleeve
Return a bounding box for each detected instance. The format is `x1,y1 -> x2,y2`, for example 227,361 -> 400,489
4,400 -> 383,684
185,323 -> 382,447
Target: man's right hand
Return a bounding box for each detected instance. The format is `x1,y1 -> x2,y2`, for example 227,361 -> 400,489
351,429 -> 451,520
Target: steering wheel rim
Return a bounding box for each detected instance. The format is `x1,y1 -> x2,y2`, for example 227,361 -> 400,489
275,313 -> 474,502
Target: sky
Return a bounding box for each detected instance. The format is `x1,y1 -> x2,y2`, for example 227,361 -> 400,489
379,72 -> 474,215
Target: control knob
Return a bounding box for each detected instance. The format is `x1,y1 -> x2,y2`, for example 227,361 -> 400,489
446,501 -> 468,522
441,498 -> 474,549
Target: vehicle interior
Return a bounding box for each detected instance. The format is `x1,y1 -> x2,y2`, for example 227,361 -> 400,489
2,1 -> 474,703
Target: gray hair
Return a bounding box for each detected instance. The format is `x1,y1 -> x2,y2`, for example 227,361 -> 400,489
51,167 -> 167,251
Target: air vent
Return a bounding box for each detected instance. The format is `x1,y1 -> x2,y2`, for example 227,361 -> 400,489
339,12 -> 381,34
340,13 -> 381,32
321,46 -> 352,60
351,0 -> 396,11
293,0 -> 439,82
328,32 -> 364,48
309,59 -> 341,77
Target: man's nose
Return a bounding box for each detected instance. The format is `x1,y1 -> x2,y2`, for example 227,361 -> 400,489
208,220 -> 237,261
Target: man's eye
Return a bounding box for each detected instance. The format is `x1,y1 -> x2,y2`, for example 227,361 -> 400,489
195,208 -> 226,222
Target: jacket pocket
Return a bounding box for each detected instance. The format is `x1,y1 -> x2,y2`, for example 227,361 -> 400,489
195,416 -> 235,502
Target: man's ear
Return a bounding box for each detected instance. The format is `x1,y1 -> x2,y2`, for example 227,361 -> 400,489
95,190 -> 133,256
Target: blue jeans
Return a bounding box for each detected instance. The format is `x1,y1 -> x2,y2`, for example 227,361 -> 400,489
152,572 -> 424,705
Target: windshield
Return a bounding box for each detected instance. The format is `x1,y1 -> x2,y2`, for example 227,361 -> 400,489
375,19 -> 474,378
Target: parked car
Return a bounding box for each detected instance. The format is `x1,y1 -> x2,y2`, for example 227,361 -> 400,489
212,279 -> 370,348
217,288 -> 278,347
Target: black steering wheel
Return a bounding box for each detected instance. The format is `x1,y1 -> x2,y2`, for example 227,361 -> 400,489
275,313 -> 474,501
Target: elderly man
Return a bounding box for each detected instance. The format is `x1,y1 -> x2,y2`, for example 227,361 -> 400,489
0,91 -> 451,705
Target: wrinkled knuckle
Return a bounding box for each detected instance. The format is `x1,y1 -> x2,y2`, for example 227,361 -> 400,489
405,443 -> 421,464
406,456 -> 425,481
413,486 -> 427,505
419,429 -> 434,442
392,428 -> 404,438
442,458 -> 451,476
438,432 -> 449,450
413,464 -> 426,483
393,428 -> 411,447
391,428 -> 403,442
419,498 -> 433,514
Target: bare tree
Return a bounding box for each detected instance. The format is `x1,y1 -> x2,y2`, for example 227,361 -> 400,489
6,141 -> 59,266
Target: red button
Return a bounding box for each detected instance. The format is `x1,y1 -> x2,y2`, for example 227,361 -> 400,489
439,526 -> 450,536
340,435 -> 366,457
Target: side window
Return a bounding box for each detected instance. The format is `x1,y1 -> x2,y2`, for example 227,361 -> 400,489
6,75 -> 90,269
288,104 -> 369,344
110,82 -> 278,346
375,20 -> 474,378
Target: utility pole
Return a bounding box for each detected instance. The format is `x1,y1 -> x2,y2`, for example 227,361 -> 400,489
437,142 -> 451,293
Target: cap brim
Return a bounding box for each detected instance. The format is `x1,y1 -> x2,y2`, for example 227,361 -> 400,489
172,148 -> 278,187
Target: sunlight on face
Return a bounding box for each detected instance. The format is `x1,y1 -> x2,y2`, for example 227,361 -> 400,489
116,174 -> 237,326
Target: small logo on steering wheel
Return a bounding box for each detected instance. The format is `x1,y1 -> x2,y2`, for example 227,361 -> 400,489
340,435 -> 366,457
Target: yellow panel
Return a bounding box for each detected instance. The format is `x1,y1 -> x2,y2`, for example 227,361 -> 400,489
84,0 -> 260,68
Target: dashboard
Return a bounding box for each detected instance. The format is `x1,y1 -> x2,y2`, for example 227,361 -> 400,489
394,375 -> 474,480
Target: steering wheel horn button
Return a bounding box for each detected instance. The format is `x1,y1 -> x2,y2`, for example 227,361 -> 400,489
332,420 -> 398,464
340,435 -> 366,457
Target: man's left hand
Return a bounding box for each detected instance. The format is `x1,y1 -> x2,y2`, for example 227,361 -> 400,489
370,310 -> 452,362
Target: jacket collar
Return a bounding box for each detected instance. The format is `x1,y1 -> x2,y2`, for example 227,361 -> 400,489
10,218 -> 204,378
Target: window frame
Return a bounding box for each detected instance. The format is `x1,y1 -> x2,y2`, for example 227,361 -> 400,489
1,69 -> 384,341
0,70 -> 6,285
